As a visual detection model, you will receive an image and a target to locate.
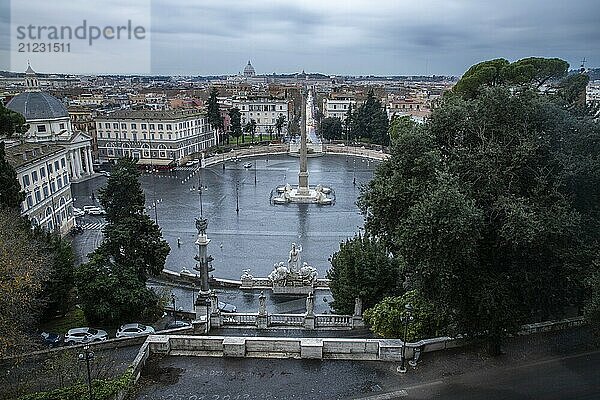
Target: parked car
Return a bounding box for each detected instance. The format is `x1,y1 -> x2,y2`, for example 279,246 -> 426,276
243,162 -> 252,168
40,331 -> 61,347
69,225 -> 84,235
116,323 -> 155,338
73,207 -> 85,217
84,206 -> 106,216
64,327 -> 108,344
218,302 -> 237,313
82,205 -> 96,213
101,171 -> 111,177
164,320 -> 191,330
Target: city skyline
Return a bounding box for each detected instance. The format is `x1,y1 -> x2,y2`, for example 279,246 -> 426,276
1,0 -> 598,76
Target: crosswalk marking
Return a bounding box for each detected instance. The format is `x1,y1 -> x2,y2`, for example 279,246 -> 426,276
173,166 -> 198,171
79,222 -> 107,231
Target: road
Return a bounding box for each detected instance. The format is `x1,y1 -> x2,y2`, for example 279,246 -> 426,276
134,349 -> 600,400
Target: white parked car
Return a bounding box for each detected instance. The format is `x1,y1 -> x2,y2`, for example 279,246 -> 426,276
84,206 -> 106,215
243,162 -> 252,169
64,327 -> 108,344
73,207 -> 85,217
116,323 -> 155,338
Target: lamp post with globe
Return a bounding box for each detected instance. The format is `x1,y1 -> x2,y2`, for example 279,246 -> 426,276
397,304 -> 414,373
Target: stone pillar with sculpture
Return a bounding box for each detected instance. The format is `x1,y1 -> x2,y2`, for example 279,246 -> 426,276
303,291 -> 316,329
194,216 -> 214,330
257,291 -> 268,329
352,297 -> 365,328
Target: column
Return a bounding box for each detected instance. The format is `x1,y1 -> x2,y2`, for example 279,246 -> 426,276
73,150 -> 82,180
88,147 -> 94,174
85,147 -> 93,175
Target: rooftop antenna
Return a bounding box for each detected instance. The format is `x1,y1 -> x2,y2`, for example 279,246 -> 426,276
580,57 -> 587,73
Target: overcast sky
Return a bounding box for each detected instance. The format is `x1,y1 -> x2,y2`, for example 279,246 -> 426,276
2,0 -> 598,76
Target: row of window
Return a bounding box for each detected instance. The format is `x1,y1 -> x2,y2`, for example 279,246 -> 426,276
240,118 -> 283,124
24,174 -> 69,210
240,104 -> 284,112
98,128 -> 208,141
30,201 -> 72,232
37,123 -> 66,133
22,158 -> 67,187
99,120 -> 207,131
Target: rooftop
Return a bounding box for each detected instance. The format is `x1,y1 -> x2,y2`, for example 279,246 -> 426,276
96,109 -> 206,121
3,142 -> 66,169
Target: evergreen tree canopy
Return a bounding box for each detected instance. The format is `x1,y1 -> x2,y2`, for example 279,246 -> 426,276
320,117 -> 343,140
0,104 -> 28,138
454,57 -> 569,99
359,69 -> 600,353
0,142 -> 26,209
229,107 -> 243,144
327,235 -> 400,314
348,90 -> 389,145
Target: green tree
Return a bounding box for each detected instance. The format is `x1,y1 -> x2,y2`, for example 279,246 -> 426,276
388,115 -> 419,144
0,142 -> 25,209
76,158 -> 170,324
275,115 -> 286,140
344,104 -> 354,143
359,80 -> 600,354
0,103 -> 28,139
229,107 -> 243,146
320,117 -> 343,140
207,87 -> 224,144
75,254 -> 163,324
0,208 -> 47,357
351,90 -> 389,145
327,235 -> 400,314
244,119 -> 257,143
453,58 -> 510,99
453,57 -> 569,99
38,234 -> 76,321
98,158 -> 170,279
364,290 -> 447,341
505,57 -> 569,88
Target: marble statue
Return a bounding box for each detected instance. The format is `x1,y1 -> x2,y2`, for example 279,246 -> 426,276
288,243 -> 302,271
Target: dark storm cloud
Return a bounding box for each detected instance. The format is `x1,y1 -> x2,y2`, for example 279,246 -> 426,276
5,0 -> 599,75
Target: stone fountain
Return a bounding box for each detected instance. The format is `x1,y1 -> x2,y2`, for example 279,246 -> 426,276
272,89 -> 334,205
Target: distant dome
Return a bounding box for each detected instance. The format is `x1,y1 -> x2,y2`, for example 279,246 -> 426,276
7,91 -> 68,120
243,60 -> 256,77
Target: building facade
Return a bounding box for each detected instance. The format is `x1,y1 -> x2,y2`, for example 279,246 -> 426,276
95,109 -> 216,166
4,142 -> 75,235
232,96 -> 290,137
6,65 -> 94,181
322,96 -> 356,122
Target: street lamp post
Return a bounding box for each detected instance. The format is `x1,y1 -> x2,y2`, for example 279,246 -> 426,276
398,304 -> 414,373
235,180 -> 239,214
254,161 -> 257,185
78,345 -> 95,400
171,293 -> 176,320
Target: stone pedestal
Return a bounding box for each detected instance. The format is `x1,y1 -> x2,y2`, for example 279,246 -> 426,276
223,337 -> 246,357
195,292 -> 211,333
257,315 -> 268,329
303,315 -> 315,329
300,338 -> 323,359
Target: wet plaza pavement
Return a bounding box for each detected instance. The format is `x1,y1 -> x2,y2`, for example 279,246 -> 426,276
71,154 -> 377,281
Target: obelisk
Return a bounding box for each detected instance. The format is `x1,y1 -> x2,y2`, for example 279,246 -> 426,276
298,90 -> 309,195
194,217 -> 212,327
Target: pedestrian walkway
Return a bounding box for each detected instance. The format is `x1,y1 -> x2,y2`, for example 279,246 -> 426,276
79,222 -> 107,231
